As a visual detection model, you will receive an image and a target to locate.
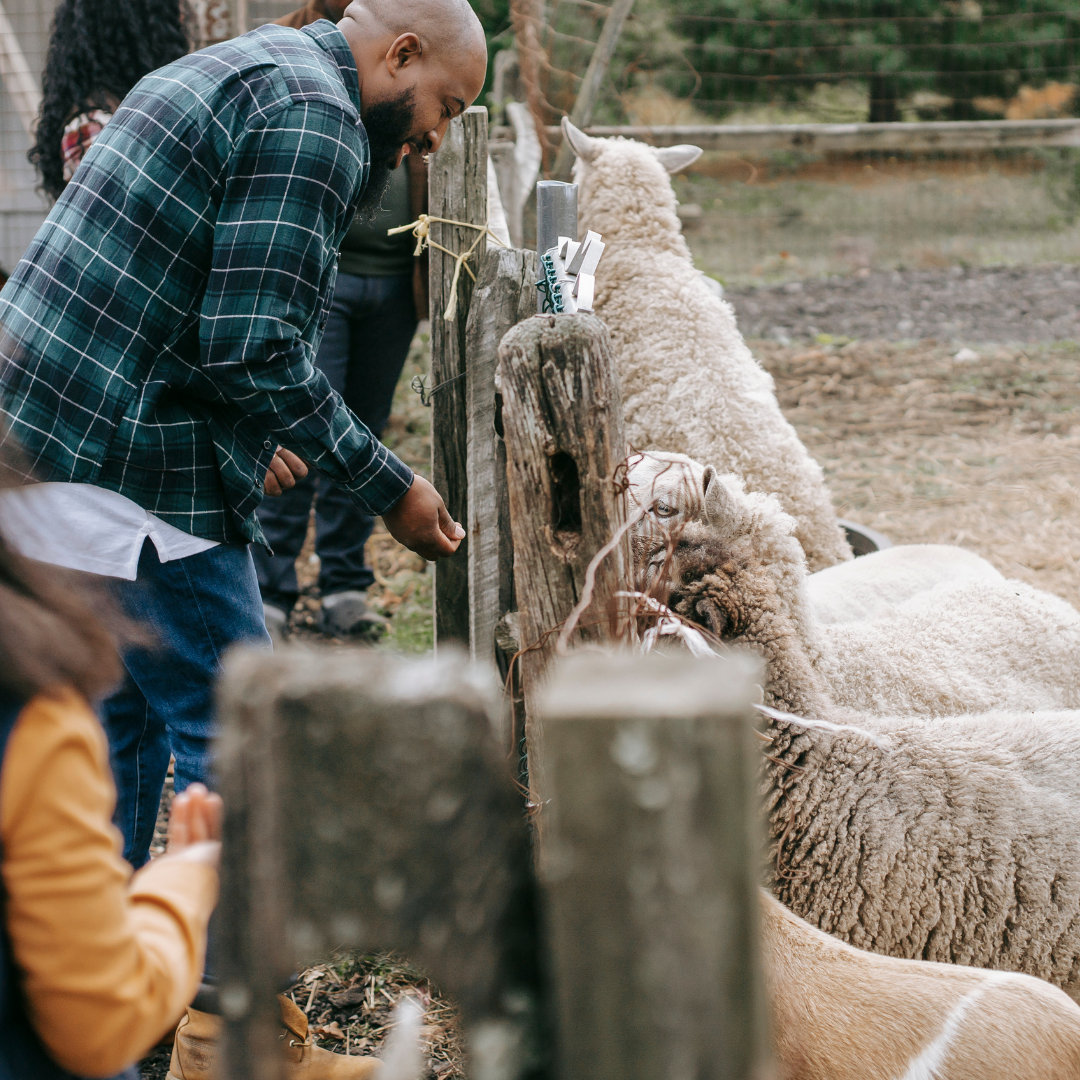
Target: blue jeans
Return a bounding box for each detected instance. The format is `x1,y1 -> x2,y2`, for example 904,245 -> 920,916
101,539 -> 271,870
253,271 -> 417,608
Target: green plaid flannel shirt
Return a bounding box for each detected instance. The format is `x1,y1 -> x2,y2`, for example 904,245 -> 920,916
0,21 -> 413,546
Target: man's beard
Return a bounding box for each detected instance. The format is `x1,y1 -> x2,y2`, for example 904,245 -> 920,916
357,89 -> 418,220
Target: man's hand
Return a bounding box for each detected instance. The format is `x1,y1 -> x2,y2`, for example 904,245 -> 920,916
264,447 -> 309,495
383,475 -> 464,561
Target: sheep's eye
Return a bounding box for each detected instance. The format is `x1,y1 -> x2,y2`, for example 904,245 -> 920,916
654,501 -> 677,518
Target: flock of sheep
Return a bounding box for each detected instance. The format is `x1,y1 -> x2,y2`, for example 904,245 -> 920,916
559,117 -> 1080,1078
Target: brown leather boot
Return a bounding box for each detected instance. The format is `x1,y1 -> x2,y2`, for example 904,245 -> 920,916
280,995 -> 382,1079
168,995 -> 381,1080
168,1006 -> 220,1079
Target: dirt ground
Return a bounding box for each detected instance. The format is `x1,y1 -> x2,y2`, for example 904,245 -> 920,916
756,337 -> 1080,609
728,264 -> 1080,344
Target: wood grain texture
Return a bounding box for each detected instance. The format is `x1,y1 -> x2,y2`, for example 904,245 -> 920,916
539,651 -> 772,1080
498,313 -> 630,814
429,106 -> 488,647
216,646 -> 551,1080
465,246 -> 538,669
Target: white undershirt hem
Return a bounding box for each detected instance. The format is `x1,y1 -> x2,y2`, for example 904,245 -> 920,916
0,482 -> 220,580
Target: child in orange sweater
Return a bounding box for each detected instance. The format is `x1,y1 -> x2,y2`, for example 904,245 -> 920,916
0,519 -> 219,1078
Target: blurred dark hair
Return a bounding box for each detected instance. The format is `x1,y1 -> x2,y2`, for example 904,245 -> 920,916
28,0 -> 193,200
0,445 -> 131,702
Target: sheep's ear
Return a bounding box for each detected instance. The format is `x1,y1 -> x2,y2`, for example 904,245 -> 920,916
652,144 -> 703,174
702,470 -> 738,531
562,116 -> 601,163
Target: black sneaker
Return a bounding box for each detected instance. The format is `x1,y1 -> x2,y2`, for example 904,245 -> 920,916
320,590 -> 389,639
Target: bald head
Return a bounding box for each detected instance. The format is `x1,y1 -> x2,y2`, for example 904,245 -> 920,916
338,0 -> 487,160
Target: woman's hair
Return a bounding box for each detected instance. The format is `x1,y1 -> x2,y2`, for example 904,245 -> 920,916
0,448 -> 131,703
28,0 -> 193,200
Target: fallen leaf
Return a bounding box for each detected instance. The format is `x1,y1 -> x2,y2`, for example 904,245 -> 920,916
313,1021 -> 346,1041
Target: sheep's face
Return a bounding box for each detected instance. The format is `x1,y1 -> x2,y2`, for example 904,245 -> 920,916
637,524 -> 771,641
627,452 -> 706,538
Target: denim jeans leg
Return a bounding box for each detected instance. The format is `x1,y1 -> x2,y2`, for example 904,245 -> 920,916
316,272 -> 417,596
251,472 -> 316,609
100,674 -> 170,869
103,539 -> 270,869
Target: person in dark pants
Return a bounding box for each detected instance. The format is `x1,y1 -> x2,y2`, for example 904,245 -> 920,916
1,4 -> 483,878
255,155 -> 427,638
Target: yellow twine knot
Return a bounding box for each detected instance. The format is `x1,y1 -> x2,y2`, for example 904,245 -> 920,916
387,213 -> 506,322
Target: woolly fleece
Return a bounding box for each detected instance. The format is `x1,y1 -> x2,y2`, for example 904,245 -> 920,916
569,132 -> 851,571
647,468 -> 1080,718
761,707 -> 1080,1002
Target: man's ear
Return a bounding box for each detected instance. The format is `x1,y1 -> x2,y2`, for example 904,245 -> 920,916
387,32 -> 422,71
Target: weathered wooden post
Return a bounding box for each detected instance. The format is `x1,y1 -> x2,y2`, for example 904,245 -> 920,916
465,247 -> 539,670
539,650 -> 772,1080
498,312 -> 631,810
429,106 -> 488,647
215,647 -> 550,1080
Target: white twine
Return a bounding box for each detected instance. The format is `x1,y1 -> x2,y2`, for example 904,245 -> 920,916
387,213 -> 506,322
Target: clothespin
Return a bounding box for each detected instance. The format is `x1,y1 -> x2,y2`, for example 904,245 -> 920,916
536,231 -> 606,315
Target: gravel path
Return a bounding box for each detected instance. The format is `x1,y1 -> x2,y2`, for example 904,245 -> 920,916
728,264 -> 1080,344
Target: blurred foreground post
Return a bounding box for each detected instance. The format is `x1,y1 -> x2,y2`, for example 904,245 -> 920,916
498,312 -> 630,811
215,647 -> 549,1080
540,651 -> 772,1080
429,106 -> 488,648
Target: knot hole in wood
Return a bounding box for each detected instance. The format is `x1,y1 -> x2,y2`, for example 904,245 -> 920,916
548,450 -> 583,559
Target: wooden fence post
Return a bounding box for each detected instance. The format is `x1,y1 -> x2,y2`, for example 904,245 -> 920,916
465,246 -> 538,670
539,650 -> 772,1080
498,312 -> 630,811
429,106 -> 488,647
216,646 -> 550,1080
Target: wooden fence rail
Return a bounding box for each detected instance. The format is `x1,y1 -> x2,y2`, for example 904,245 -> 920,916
493,117 -> 1080,154
498,312 -> 631,815
429,106 -> 489,649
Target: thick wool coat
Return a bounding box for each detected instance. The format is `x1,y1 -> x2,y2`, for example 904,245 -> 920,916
571,136 -> 851,571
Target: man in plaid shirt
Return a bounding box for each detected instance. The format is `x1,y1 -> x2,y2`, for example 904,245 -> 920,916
0,1 -> 486,870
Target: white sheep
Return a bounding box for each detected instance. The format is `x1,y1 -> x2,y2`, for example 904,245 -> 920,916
635,460 -> 1080,718
561,118 -> 852,573
627,449 -> 1004,626
763,889 -> 1080,1078
805,542 -> 1004,626
751,703 -> 1080,1004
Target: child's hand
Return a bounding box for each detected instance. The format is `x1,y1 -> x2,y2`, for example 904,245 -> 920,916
167,783 -> 223,852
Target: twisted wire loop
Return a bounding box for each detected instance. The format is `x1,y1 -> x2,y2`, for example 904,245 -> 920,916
535,251 -> 564,313
386,213 -> 507,322
410,370 -> 466,407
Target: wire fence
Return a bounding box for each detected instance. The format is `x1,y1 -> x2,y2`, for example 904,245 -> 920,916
0,0 -> 58,276
489,1 -> 1080,286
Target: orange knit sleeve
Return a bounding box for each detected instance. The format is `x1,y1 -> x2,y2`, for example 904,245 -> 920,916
0,690 -> 218,1078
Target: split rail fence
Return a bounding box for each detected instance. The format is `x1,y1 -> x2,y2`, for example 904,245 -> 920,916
216,106 -> 771,1079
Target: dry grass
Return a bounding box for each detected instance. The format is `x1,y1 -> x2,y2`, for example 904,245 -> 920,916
284,955 -> 463,1077
755,338 -> 1080,608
